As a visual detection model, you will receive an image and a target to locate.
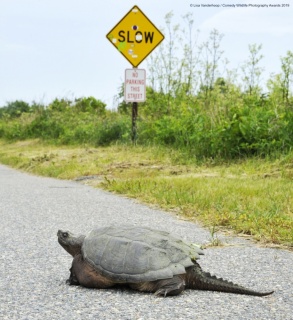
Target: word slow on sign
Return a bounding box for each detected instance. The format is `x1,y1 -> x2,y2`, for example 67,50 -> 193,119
117,30 -> 155,44
124,69 -> 146,102
106,6 -> 164,67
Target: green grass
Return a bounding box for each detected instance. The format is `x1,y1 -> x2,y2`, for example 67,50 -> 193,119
0,139 -> 292,248
105,175 -> 292,245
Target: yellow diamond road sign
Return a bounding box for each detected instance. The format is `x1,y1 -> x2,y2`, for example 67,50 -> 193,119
106,5 -> 164,67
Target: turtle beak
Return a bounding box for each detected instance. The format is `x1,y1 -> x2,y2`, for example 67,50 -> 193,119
57,230 -> 69,247
57,230 -> 64,244
57,230 -> 71,254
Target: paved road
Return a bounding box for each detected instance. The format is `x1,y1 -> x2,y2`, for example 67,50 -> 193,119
0,164 -> 292,320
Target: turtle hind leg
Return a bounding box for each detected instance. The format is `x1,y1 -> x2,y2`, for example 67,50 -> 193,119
130,276 -> 185,297
154,276 -> 186,296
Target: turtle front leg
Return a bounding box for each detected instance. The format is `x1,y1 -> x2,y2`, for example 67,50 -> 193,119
67,265 -> 80,286
68,254 -> 115,289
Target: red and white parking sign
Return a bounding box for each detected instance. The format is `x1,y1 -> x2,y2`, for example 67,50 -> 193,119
124,69 -> 146,103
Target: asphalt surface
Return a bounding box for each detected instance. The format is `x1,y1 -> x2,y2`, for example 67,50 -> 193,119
0,164 -> 292,320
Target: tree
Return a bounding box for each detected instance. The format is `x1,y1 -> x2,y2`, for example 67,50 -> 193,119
74,97 -> 106,115
267,51 -> 293,108
147,11 -> 182,113
0,100 -> 30,118
241,44 -> 264,95
280,50 -> 293,105
198,29 -> 224,95
181,12 -> 200,97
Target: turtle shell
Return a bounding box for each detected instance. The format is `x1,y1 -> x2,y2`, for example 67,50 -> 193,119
81,225 -> 203,283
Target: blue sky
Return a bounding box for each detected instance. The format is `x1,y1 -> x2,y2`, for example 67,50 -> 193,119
0,0 -> 292,108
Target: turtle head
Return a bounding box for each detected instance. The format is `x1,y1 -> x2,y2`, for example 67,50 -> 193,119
57,230 -> 85,257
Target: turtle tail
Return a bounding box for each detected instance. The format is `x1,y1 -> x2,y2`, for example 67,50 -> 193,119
185,262 -> 274,297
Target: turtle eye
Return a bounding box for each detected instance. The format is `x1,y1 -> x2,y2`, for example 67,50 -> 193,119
62,232 -> 68,238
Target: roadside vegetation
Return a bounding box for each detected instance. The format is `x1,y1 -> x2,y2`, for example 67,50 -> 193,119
0,140 -> 292,247
0,13 -> 292,247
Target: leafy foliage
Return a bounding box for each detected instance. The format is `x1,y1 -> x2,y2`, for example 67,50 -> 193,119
0,97 -> 128,146
1,12 -> 293,160
0,100 -> 30,118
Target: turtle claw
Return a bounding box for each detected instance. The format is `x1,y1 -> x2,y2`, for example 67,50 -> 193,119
154,283 -> 184,297
67,277 -> 80,286
154,288 -> 169,297
67,267 -> 80,286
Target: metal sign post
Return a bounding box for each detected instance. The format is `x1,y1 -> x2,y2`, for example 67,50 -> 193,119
132,101 -> 138,143
106,5 -> 164,143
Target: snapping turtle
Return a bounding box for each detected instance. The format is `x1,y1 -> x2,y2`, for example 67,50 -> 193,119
57,225 -> 273,297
